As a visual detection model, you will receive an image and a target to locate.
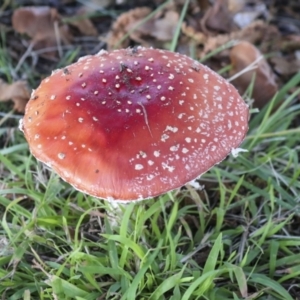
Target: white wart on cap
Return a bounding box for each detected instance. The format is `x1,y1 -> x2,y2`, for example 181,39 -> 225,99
20,47 -> 249,201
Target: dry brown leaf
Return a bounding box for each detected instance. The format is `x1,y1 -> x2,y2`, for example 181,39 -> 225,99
229,41 -> 278,109
106,7 -> 152,50
12,6 -> 72,57
270,56 -> 300,76
107,7 -> 179,50
201,0 -> 238,34
197,0 -> 211,10
0,80 -> 30,112
68,7 -> 98,36
133,10 -> 179,42
182,20 -> 278,57
181,22 -> 206,45
201,20 -> 279,58
228,0 -> 246,13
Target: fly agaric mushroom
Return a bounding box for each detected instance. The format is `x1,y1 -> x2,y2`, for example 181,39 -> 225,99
20,47 -> 249,202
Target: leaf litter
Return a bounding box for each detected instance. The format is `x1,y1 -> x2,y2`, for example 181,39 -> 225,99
1,1 -> 300,297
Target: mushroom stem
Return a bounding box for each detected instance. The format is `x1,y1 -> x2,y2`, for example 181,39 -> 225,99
106,201 -> 129,227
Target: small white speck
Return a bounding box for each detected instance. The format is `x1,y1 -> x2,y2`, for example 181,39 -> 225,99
127,101 -> 132,104
168,86 -> 174,91
82,82 -> 86,88
162,163 -> 175,172
179,100 -> 184,105
203,73 -> 209,79
145,66 -> 150,70
168,74 -> 174,79
182,148 -> 189,154
78,117 -> 84,123
102,78 -> 107,83
161,96 -> 166,101
93,116 -> 98,121
157,85 -> 161,89
136,77 -> 142,81
214,85 -> 221,91
115,84 -> 120,88
94,91 -> 99,95
154,150 -> 160,157
185,137 -> 192,143
58,153 -> 65,159
146,95 -> 151,100
136,109 -> 141,113
188,78 -> 194,83
139,151 -> 147,158
147,174 -> 155,181
161,133 -> 169,142
50,95 -> 56,100
135,164 -> 144,170
148,160 -> 154,166
66,95 -> 71,100
170,145 -> 179,152
165,126 -> 178,133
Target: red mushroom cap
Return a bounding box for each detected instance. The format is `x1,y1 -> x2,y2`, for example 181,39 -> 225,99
20,47 -> 249,201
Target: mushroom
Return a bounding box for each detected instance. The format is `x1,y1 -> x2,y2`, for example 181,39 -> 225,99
20,47 -> 249,202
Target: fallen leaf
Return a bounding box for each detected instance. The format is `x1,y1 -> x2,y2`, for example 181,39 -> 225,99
12,6 -> 72,57
68,7 -> 98,36
181,22 -> 206,45
0,80 -> 30,112
106,7 -> 152,50
134,10 -> 179,42
229,41 -> 278,109
106,6 -> 179,50
270,56 -> 300,76
233,2 -> 268,28
201,20 -> 280,58
228,0 -> 246,13
201,0 -> 238,34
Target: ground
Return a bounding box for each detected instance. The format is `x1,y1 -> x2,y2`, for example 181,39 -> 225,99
0,0 -> 300,299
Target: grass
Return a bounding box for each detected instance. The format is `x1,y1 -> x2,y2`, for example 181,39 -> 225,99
1,1 -> 300,299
